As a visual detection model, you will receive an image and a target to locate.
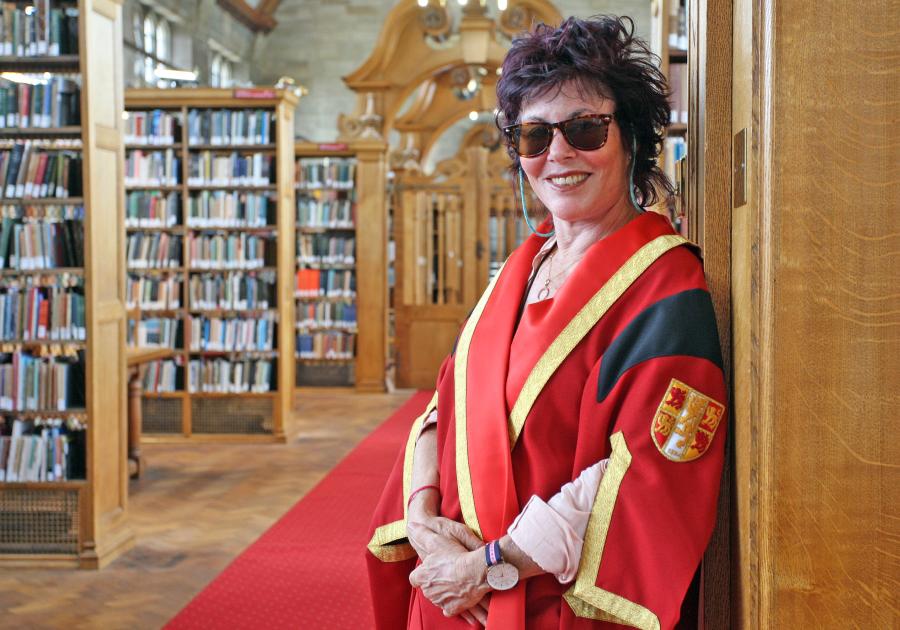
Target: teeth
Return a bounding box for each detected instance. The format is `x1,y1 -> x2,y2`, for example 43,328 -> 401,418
549,174 -> 588,186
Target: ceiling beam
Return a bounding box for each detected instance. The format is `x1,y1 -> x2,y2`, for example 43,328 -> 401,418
216,0 -> 277,33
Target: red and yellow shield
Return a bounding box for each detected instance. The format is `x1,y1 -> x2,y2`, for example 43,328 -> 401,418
651,378 -> 725,462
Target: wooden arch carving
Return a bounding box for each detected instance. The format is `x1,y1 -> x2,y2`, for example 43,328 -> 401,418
339,0 -> 562,167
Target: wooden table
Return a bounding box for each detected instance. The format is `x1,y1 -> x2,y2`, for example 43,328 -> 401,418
126,347 -> 176,478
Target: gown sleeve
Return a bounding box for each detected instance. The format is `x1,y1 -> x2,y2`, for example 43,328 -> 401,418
564,286 -> 727,630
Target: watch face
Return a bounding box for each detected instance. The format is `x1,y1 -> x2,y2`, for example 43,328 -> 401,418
486,562 -> 519,591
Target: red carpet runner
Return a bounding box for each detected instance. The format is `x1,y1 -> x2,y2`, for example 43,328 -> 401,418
167,391 -> 431,629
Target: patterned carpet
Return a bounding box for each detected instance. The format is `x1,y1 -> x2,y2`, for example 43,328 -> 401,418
166,391 -> 431,629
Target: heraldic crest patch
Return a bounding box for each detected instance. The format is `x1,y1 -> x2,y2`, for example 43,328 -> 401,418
651,378 -> 725,462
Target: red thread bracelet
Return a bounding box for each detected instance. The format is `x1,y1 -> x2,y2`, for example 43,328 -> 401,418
407,484 -> 440,508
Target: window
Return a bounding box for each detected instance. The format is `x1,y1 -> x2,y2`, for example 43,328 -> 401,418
220,59 -> 232,88
210,54 -> 234,88
211,54 -> 222,88
156,20 -> 171,63
143,13 -> 156,56
132,9 -> 143,47
130,10 -> 175,87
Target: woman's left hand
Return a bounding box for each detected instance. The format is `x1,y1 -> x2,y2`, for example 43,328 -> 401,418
408,521 -> 491,618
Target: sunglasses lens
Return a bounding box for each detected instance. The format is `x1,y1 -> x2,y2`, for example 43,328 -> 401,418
515,124 -> 552,157
562,118 -> 609,150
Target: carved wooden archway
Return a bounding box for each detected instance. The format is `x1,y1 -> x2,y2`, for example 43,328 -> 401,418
338,0 -> 561,150
340,0 -> 561,389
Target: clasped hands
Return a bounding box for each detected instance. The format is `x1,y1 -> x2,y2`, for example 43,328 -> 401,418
407,500 -> 491,626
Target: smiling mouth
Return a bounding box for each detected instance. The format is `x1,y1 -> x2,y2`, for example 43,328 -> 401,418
547,173 -> 590,187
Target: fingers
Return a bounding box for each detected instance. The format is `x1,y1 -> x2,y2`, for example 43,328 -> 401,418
459,610 -> 479,627
407,521 -> 442,556
425,517 -> 483,551
470,600 -> 488,625
409,564 -> 423,588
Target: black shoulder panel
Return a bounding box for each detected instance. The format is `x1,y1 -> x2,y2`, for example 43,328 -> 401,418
596,288 -> 723,403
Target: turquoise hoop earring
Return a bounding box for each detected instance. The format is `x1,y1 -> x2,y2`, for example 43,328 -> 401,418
518,168 -> 555,237
629,137 -> 644,212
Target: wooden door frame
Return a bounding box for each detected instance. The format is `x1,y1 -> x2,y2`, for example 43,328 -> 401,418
687,0 -> 734,627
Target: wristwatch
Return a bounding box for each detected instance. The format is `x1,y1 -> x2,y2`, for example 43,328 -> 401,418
484,540 -> 519,591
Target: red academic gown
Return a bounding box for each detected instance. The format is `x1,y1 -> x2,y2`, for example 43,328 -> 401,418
366,212 -> 727,630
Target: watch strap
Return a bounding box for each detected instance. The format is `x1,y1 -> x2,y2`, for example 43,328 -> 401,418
485,540 -> 502,567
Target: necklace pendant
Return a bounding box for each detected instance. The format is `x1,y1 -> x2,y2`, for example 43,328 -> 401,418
536,286 -> 551,300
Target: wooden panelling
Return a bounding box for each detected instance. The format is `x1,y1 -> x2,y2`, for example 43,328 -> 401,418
354,140 -> 389,392
733,0 -> 900,626
686,1 -> 733,627
731,0 -> 756,623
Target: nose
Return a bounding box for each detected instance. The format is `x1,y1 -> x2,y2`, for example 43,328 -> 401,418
546,126 -> 576,160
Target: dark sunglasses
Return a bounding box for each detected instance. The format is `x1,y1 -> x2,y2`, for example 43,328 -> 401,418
502,114 -> 615,158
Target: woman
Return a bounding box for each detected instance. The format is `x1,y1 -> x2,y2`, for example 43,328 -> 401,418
367,15 -> 726,630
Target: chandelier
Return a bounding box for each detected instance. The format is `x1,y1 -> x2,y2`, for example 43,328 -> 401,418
419,0 -> 509,10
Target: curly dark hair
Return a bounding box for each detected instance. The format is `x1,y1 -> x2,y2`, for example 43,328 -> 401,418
496,15 -> 672,207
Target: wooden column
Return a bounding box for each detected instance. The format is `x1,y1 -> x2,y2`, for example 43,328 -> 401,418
354,140 -> 388,392
81,0 -> 134,569
686,0 -> 733,627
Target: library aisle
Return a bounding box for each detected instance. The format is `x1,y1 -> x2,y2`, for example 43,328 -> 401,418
0,1 -> 895,628
0,389 -> 410,628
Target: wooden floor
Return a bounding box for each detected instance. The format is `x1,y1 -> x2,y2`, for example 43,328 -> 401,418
0,388 -> 413,630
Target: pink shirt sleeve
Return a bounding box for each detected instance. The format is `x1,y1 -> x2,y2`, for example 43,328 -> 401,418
507,458 -> 610,584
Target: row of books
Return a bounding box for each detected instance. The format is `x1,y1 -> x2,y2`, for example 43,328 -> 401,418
124,149 -> 180,186
127,318 -> 181,349
0,218 -> 83,270
0,77 -> 80,129
126,232 -> 182,269
667,0 -> 688,51
186,191 -> 270,228
296,301 -> 357,331
667,63 -> 688,125
0,418 -> 83,483
125,191 -> 180,228
187,358 -> 273,393
0,3 -> 79,57
1,143 -> 82,198
297,194 -> 354,228
141,359 -> 180,394
188,272 -> 275,311
0,285 -> 85,342
125,109 -> 179,146
663,136 -> 687,182
0,350 -> 85,411
187,151 -> 273,187
294,268 -> 355,298
297,332 -> 355,360
295,158 -> 355,190
187,109 -> 273,146
126,274 -> 181,311
189,314 -> 276,352
188,233 -> 269,270
297,234 -> 355,265
1,202 -> 82,221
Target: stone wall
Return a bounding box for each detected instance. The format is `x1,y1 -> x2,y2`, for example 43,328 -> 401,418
123,0 -> 255,88
251,1 -> 652,146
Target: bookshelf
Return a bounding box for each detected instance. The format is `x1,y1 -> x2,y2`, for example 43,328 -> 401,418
294,140 -> 387,392
651,0 -> 689,233
293,143 -> 356,387
124,88 -> 298,442
0,0 -> 132,568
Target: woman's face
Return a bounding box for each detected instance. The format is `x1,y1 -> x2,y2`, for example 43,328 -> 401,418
518,83 -> 630,224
